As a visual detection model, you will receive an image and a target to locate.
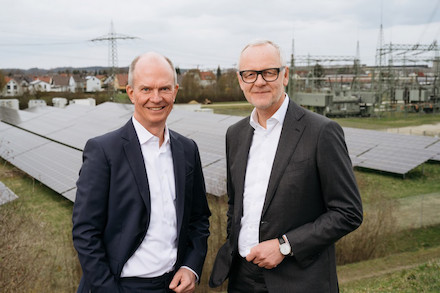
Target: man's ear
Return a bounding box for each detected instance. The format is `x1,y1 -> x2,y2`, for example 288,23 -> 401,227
236,71 -> 245,91
126,85 -> 134,103
283,67 -> 289,87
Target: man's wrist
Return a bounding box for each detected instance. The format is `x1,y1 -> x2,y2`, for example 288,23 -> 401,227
180,266 -> 199,282
279,234 -> 294,256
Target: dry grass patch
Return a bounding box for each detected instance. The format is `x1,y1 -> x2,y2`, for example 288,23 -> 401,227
336,192 -> 397,265
0,163 -> 80,293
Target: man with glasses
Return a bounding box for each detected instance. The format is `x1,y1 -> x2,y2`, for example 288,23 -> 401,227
209,40 -> 363,292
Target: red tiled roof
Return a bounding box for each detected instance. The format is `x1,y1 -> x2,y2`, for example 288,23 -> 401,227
116,73 -> 128,87
34,75 -> 51,83
200,71 -> 216,80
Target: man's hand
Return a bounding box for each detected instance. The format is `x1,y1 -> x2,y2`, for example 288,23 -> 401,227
169,267 -> 196,293
246,239 -> 284,269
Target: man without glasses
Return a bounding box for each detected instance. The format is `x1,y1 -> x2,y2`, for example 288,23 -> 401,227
73,52 -> 210,293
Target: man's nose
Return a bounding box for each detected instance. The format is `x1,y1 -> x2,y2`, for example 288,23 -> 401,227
254,73 -> 266,85
149,89 -> 162,102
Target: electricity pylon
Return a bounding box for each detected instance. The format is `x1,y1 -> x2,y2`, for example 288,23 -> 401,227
91,21 -> 137,100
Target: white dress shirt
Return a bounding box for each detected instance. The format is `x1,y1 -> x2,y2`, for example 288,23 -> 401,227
238,95 -> 289,257
120,117 -> 177,278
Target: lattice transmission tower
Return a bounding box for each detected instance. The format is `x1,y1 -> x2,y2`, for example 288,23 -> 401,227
91,21 -> 137,100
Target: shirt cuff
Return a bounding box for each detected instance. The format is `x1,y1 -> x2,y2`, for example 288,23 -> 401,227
282,234 -> 294,256
180,266 -> 199,282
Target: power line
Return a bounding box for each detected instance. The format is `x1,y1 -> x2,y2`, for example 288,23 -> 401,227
90,21 -> 138,100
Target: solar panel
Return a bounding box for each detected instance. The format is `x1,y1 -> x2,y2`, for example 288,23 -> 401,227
62,188 -> 77,202
426,141 -> 440,161
7,142 -> 82,195
0,181 -> 18,205
0,121 -> 12,132
343,127 -> 440,173
0,125 -> 82,197
1,103 -> 440,201
355,144 -> 434,174
0,126 -> 50,159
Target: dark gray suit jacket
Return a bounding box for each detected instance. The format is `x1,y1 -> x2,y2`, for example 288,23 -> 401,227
210,99 -> 362,292
72,119 -> 211,293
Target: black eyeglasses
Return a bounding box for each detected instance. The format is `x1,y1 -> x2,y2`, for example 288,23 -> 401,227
239,67 -> 285,83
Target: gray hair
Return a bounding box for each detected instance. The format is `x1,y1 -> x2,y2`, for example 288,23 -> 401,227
128,52 -> 177,87
238,40 -> 286,69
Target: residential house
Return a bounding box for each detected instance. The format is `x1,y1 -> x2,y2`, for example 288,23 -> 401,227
72,75 -> 85,92
182,69 -> 217,88
85,76 -> 102,92
103,73 -> 128,92
2,76 -> 30,97
51,75 -> 73,92
115,73 -> 128,92
199,71 -> 216,87
29,79 -> 52,93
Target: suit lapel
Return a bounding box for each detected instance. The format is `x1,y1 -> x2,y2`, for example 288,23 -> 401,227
233,120 -> 254,221
261,100 -> 306,216
122,120 -> 151,212
170,130 -> 185,239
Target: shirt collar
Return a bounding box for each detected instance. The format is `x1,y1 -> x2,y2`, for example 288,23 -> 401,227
249,93 -> 289,130
132,116 -> 170,146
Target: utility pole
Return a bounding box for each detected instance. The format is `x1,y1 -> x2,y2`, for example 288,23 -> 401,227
91,21 -> 137,100
288,38 -> 295,101
375,22 -> 385,109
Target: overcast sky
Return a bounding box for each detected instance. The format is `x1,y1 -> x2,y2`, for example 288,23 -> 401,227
1,0 -> 440,70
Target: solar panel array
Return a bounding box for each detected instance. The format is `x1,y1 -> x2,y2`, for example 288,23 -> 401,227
1,103 -> 440,201
344,127 -> 440,175
0,120 -> 82,201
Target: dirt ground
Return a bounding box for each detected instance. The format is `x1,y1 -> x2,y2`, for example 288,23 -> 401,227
386,122 -> 440,137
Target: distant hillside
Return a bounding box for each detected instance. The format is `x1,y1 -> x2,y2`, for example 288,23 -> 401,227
1,66 -> 128,75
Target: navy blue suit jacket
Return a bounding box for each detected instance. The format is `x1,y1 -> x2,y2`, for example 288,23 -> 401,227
72,119 -> 210,293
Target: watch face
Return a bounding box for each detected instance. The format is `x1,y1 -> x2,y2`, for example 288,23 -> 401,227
280,243 -> 290,255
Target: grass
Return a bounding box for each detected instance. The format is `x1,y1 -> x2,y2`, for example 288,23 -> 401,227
339,252 -> 440,292
384,225 -> 440,254
0,163 -> 80,293
354,162 -> 440,202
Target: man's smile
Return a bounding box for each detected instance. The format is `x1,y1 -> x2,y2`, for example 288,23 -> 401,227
146,106 -> 166,111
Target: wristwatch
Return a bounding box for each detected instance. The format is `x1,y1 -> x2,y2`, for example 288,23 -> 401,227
278,235 -> 292,256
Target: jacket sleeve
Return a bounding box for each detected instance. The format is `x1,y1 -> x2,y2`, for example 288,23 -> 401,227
72,138 -> 121,293
181,141 -> 211,278
286,121 -> 363,266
